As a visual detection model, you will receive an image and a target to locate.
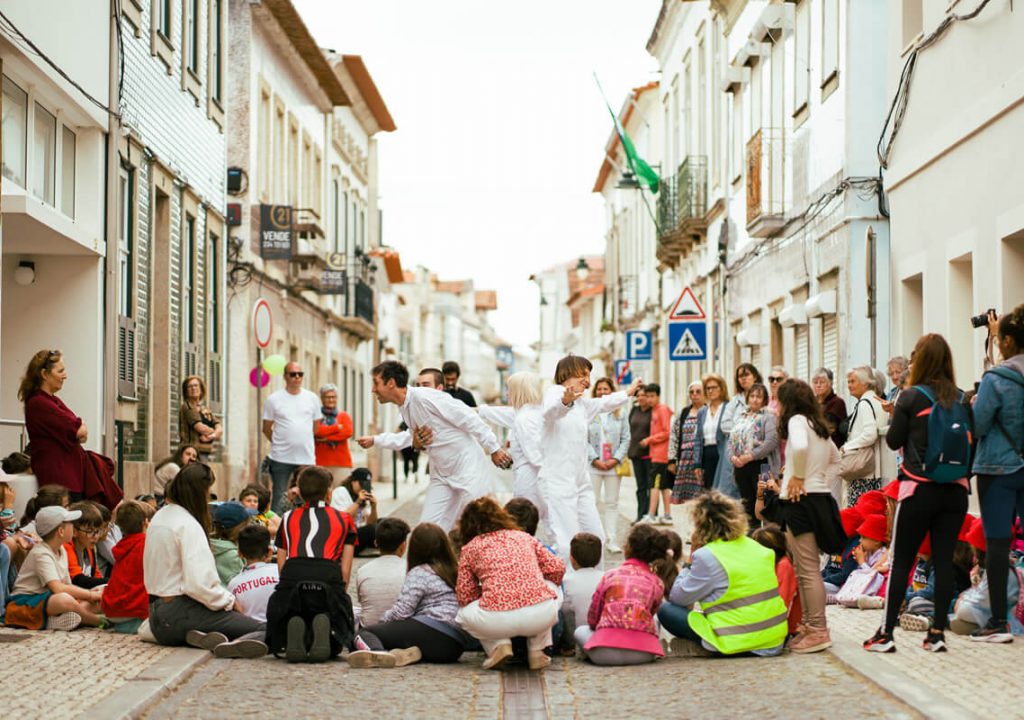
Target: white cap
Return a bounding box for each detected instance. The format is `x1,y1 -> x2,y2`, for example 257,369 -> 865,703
35,506 -> 82,537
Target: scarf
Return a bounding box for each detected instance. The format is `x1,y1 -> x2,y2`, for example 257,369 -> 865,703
321,407 -> 338,426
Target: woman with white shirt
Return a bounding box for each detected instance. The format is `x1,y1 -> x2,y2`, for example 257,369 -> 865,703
692,374 -> 729,492
586,377 -> 631,553
144,463 -> 268,658
769,379 -> 843,654
839,366 -> 888,507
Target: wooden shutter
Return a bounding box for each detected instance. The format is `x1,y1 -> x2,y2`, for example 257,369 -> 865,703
117,315 -> 137,398
183,342 -> 199,379
208,353 -> 223,413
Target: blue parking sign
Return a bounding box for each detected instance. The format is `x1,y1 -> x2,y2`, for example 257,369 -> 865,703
668,321 -> 707,361
626,330 -> 652,360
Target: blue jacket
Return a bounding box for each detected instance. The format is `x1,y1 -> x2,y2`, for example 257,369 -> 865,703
693,397 -> 744,499
587,410 -> 631,465
973,356 -> 1024,475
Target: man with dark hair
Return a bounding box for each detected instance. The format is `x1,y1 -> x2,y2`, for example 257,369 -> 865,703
417,368 -> 445,389
370,361 -> 410,389
442,361 -> 476,407
640,383 -> 674,525
358,360 -> 511,530
628,389 -> 653,523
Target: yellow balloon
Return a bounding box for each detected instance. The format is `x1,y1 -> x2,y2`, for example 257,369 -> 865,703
262,354 -> 287,377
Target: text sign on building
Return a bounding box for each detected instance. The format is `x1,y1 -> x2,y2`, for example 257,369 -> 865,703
668,321 -> 707,362
625,330 -> 652,360
614,359 -> 633,385
260,204 -> 293,260
319,269 -> 347,295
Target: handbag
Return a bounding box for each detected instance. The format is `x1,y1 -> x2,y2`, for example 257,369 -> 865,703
616,458 -> 633,477
838,399 -> 878,481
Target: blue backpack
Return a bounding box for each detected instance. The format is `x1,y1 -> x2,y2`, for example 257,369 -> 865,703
911,385 -> 973,483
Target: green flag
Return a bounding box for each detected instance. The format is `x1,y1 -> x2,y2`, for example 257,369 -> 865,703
596,75 -> 659,193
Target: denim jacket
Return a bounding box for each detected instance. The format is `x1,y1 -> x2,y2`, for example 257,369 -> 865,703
973,355 -> 1024,475
587,410 -> 631,465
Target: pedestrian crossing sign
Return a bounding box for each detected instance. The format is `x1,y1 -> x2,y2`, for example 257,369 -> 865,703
668,321 -> 706,361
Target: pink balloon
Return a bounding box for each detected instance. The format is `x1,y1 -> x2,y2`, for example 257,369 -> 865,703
250,366 -> 270,388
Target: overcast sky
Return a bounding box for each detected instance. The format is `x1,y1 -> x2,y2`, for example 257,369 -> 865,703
295,0 -> 661,349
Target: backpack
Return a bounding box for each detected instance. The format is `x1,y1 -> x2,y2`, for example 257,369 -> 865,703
984,366 -> 1024,459
910,385 -> 973,483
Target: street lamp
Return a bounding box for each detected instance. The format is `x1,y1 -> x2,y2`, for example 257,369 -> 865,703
575,257 -> 590,281
615,171 -> 641,190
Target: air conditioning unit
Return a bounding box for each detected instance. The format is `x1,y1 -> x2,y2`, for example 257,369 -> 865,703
736,327 -> 760,347
806,291 -> 837,318
779,303 -> 808,328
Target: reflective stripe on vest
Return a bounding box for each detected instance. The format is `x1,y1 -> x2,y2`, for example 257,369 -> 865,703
686,536 -> 789,654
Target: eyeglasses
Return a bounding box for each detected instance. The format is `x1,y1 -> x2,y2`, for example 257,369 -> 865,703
768,376 -> 785,383
705,385 -> 721,391
76,527 -> 102,537
287,371 -> 304,378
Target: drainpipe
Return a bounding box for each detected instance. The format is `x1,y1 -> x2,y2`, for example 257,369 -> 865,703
866,226 -> 877,368
103,1 -> 120,464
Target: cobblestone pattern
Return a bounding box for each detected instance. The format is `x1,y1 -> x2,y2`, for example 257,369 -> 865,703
826,605 -> 1024,718
0,629 -> 174,717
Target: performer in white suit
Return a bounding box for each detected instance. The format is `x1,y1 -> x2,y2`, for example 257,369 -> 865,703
539,355 -> 642,560
358,362 -> 512,531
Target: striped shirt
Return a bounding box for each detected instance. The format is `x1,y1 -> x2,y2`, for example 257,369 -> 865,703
275,502 -> 357,562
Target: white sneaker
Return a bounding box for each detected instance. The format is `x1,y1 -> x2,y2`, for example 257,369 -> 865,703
49,612 -> 82,632
640,514 -> 657,524
606,542 -> 623,553
659,515 -> 675,525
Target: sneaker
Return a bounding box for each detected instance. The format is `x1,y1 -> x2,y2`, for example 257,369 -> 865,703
286,616 -> 308,663
969,619 -> 1013,644
390,646 -> 422,667
789,627 -> 832,654
346,650 -> 397,669
669,637 -> 714,657
186,630 -> 228,651
48,612 -> 82,632
528,650 -> 551,671
857,596 -> 885,610
605,542 -> 623,553
922,630 -> 948,653
899,614 -> 932,633
307,614 -> 331,662
659,515 -> 675,525
640,514 -> 657,524
863,629 -> 896,653
213,639 -> 269,659
482,642 -> 514,670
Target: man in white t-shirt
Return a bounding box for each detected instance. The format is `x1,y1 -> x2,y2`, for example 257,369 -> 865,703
262,361 -> 322,513
228,525 -> 280,623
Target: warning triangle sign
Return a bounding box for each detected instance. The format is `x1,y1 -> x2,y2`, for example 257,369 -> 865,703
671,327 -> 703,358
668,287 -> 706,321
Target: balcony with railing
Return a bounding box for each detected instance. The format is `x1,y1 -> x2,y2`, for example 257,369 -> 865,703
746,128 -> 788,237
657,156 -> 708,266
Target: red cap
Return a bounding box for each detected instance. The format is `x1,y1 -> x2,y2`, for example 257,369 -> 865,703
855,490 -> 887,517
840,507 -> 864,538
965,517 -> 987,553
958,514 -> 976,543
857,514 -> 889,543
882,480 -> 900,500
918,533 -> 932,557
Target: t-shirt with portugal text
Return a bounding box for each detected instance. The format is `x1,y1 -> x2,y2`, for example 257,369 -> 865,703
263,387 -> 322,465
227,561 -> 280,622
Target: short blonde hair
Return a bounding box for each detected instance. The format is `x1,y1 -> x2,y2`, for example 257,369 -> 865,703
687,491 -> 748,546
701,373 -> 730,402
506,372 -> 543,409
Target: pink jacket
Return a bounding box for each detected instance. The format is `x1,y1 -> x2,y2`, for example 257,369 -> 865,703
586,558 -> 665,656
456,529 -> 565,612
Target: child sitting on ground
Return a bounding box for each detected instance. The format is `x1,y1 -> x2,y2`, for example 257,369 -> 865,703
100,500 -> 150,632
575,524 -> 672,666
562,533 -> 603,636
239,485 -> 281,536
96,503 -> 120,576
752,523 -> 802,637
210,501 -> 250,587
823,507 -> 864,596
65,501 -> 107,589
354,517 -> 410,626
5,506 -> 103,630
837,514 -> 890,609
228,524 -> 279,622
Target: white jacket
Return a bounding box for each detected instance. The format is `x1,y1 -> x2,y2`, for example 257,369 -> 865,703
374,387 -> 501,490
538,384 -> 629,486
478,405 -> 543,471
843,390 -> 887,452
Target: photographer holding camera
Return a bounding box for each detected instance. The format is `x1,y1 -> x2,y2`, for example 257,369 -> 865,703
971,304 -> 1024,643
330,468 -> 378,556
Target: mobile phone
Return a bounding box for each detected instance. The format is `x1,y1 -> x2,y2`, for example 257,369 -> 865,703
758,463 -> 770,483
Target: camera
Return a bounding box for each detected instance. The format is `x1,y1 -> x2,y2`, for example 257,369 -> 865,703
971,308 -> 996,329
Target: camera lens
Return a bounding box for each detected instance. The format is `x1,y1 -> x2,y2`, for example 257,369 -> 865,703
970,313 -> 988,328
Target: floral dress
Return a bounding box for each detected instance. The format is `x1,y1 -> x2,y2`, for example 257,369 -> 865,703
672,411 -> 704,503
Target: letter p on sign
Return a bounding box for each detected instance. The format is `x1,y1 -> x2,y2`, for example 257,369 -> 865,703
626,330 -> 652,360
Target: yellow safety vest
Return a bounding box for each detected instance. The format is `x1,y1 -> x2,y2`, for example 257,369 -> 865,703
686,536 -> 788,655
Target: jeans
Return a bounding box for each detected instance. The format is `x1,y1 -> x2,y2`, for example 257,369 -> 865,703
266,457 -> 302,515
701,445 -> 719,491
0,543 -> 10,620
978,469 -> 1024,624
148,596 -> 266,646
359,620 -> 464,663
657,602 -> 704,644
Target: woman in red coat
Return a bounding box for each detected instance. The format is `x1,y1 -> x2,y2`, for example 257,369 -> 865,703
20,350 -> 87,500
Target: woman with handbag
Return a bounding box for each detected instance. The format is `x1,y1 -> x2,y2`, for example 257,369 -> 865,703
668,382 -> 705,504
587,378 -> 631,553
179,375 -> 222,462
726,383 -> 780,527
709,364 -> 763,499
838,367 -> 887,507
20,350 -> 89,501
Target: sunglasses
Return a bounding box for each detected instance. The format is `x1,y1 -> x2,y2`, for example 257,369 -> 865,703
287,371 -> 304,378
768,376 -> 785,383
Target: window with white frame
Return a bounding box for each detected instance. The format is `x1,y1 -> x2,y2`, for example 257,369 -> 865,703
118,167 -> 135,317
794,0 -> 811,117
208,0 -> 222,102
697,35 -> 707,157
2,76 -> 27,187
32,103 -> 56,206
183,214 -> 196,344
822,0 -> 839,91
257,84 -> 271,199
155,0 -> 172,39
61,126 -> 75,217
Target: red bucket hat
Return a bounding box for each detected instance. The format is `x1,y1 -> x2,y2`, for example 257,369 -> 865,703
840,507 -> 864,538
857,514 -> 889,544
918,533 -> 932,557
965,517 -> 987,553
882,480 -> 900,501
958,514 -> 977,543
855,490 -> 887,517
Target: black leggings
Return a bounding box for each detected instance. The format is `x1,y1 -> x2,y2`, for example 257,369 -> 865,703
701,445 -> 719,491
734,462 -> 760,528
882,482 -> 967,633
359,620 -> 464,663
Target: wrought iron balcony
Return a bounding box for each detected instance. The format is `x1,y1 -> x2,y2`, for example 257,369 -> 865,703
746,128 -> 787,237
656,156 -> 709,267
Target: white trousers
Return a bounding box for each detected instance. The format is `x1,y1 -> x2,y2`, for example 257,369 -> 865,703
543,469 -> 605,563
419,480 -> 471,531
590,471 -> 622,546
513,463 -> 551,538
457,595 -> 559,654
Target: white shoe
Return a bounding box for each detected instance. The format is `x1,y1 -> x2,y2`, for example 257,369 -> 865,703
640,514 -> 657,524
659,515 -> 675,525
49,612 -> 82,632
605,542 -> 623,553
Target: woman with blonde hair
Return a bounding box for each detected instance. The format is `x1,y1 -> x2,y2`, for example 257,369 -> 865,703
692,374 -> 729,492
587,377 -> 631,552
179,375 -> 222,461
658,491 -> 787,656
478,372 -> 548,531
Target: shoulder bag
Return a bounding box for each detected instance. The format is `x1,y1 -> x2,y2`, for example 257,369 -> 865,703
837,399 -> 878,481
